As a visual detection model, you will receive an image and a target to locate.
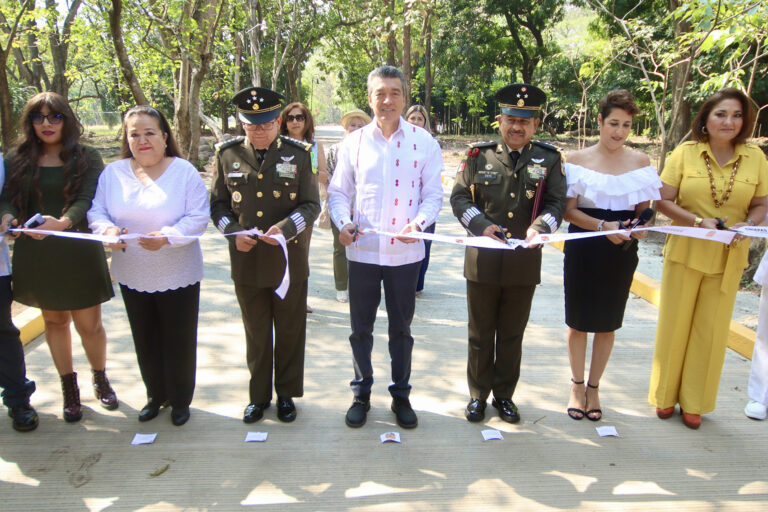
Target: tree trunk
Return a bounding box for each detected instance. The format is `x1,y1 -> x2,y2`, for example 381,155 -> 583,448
0,63 -> 14,149
424,13 -> 432,125
402,2 -> 411,104
47,0 -> 83,98
109,0 -> 148,105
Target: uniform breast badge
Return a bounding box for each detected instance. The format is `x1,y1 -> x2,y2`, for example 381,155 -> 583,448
232,191 -> 242,203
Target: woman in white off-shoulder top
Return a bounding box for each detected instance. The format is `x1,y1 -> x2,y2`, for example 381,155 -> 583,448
562,90 -> 662,422
88,106 -> 209,427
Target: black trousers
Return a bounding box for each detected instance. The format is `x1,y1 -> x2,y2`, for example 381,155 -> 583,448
0,276 -> 34,408
466,280 -> 536,401
234,279 -> 307,404
348,260 -> 420,399
120,283 -> 200,409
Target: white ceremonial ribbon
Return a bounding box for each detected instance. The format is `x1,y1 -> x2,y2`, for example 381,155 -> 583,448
10,227 -> 292,299
733,226 -> 768,238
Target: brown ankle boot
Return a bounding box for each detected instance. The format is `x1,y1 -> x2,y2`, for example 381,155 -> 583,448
92,369 -> 119,410
60,372 -> 82,422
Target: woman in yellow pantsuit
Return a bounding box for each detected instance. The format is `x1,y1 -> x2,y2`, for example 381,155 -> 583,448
651,88 -> 768,429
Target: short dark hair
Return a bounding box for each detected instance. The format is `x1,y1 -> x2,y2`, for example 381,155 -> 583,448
280,102 -> 315,142
599,89 -> 640,119
120,105 -> 181,159
367,66 -> 405,97
691,88 -> 755,144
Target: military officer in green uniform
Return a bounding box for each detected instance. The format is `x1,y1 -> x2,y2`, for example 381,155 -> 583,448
210,87 -> 320,424
450,83 -> 566,423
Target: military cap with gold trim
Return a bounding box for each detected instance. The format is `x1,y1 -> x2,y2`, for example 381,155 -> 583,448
233,86 -> 284,124
495,83 -> 546,118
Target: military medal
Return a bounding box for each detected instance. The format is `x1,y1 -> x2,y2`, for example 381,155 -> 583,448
233,162 -> 241,169
276,163 -> 297,178
526,190 -> 535,199
273,190 -> 281,198
290,192 -> 297,200
232,191 -> 242,203
485,164 -> 493,170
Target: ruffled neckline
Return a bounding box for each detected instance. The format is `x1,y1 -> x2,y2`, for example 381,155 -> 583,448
565,163 -> 662,210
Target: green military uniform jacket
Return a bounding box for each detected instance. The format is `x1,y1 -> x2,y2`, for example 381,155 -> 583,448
210,135 -> 320,288
450,140 -> 566,286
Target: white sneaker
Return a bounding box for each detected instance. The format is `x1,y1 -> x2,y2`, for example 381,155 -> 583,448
336,290 -> 348,303
745,400 -> 767,420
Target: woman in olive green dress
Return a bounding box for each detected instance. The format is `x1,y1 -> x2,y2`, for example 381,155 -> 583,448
0,92 -> 116,422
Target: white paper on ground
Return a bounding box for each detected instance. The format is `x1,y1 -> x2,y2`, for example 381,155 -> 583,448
245,431 -> 268,442
481,429 -> 504,441
131,433 -> 158,445
596,426 -> 619,437
380,432 -> 401,443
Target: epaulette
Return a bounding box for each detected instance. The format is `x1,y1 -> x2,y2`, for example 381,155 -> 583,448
215,136 -> 244,153
532,140 -> 561,153
280,135 -> 312,151
466,141 -> 496,157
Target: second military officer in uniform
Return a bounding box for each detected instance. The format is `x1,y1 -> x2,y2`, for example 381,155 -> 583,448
450,83 -> 566,423
210,87 -> 320,424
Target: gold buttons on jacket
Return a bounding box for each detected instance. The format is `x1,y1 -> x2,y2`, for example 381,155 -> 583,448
510,192 -> 515,198
484,181 -> 489,185
514,173 -> 518,179
257,211 -> 263,217
273,190 -> 281,198
257,174 -> 264,180
257,191 -> 263,198
508,212 -> 514,218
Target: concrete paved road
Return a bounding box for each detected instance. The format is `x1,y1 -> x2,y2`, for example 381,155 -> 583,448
1,182 -> 767,511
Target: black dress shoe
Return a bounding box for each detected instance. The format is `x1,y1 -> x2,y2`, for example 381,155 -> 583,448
276,397 -> 296,423
8,403 -> 39,432
171,407 -> 191,426
345,397 -> 370,428
391,396 -> 418,429
243,402 -> 270,423
492,398 -> 520,424
138,400 -> 168,422
465,398 -> 486,422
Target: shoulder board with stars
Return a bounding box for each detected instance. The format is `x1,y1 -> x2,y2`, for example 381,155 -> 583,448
215,136 -> 245,153
532,140 -> 561,153
279,135 -> 312,151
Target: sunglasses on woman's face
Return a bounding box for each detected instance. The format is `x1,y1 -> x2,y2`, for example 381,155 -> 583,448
30,113 -> 64,125
286,114 -> 305,122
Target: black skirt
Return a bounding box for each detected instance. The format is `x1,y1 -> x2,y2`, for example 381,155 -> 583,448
563,208 -> 638,333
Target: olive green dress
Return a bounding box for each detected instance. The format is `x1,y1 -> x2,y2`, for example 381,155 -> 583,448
1,146 -> 113,310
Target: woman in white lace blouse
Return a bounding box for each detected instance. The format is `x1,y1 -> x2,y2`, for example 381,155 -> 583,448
88,106 -> 209,427
562,90 -> 662,421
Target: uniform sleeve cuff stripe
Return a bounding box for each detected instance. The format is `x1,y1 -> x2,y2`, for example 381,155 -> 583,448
291,212 -> 306,234
218,217 -> 231,233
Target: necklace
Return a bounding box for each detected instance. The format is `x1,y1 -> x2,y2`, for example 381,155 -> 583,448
704,154 -> 740,208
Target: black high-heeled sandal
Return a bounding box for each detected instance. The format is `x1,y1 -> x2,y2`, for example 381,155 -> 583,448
567,378 -> 585,420
585,382 -> 602,421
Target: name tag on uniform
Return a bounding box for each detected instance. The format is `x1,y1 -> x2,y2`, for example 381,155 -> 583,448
227,172 -> 244,178
478,171 -> 498,181
276,163 -> 297,178
527,164 -> 547,179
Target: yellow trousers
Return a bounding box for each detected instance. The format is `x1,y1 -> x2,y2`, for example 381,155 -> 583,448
648,260 -> 739,414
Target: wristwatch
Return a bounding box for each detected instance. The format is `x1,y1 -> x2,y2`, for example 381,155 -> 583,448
693,216 -> 703,227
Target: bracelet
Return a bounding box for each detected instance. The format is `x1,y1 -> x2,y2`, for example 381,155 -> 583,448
693,216 -> 703,227
747,218 -> 756,226
596,219 -> 605,231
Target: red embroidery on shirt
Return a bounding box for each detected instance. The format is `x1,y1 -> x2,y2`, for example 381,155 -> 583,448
395,179 -> 399,186
413,144 -> 417,150
411,180 -> 415,187
392,218 -> 396,225
421,220 -> 426,225
397,141 -> 401,148
394,198 -> 399,206
396,159 -> 400,167
407,218 -> 410,223
409,199 -> 413,206
390,238 -> 395,245
413,161 -> 418,168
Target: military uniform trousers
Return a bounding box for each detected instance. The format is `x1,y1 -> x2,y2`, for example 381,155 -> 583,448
467,279 -> 536,401
649,260 -> 739,415
235,279 -> 307,404
0,276 -> 35,408
348,261 -> 420,399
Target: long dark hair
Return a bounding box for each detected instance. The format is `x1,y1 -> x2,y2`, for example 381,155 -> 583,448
7,91 -> 87,217
279,102 -> 315,142
120,105 -> 181,159
691,88 -> 755,145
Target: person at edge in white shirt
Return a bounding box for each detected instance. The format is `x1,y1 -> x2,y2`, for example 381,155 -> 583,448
88,106 -> 209,427
327,65 -> 443,430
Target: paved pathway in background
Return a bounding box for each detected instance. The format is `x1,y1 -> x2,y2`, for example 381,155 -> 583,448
1,170 -> 767,511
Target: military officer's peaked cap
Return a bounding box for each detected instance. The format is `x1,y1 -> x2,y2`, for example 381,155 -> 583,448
233,86 -> 284,124
495,83 -> 546,118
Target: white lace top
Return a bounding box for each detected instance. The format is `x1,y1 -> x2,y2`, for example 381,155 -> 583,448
565,163 -> 662,210
88,157 -> 210,292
